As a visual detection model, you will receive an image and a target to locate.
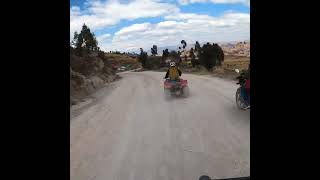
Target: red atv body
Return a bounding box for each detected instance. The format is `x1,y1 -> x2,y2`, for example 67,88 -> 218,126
164,79 -> 189,97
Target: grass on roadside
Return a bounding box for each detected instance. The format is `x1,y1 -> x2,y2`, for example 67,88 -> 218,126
179,55 -> 250,79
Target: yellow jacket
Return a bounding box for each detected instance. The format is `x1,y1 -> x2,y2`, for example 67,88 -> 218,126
165,66 -> 182,80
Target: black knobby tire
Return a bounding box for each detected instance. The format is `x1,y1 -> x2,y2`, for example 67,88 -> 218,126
199,175 -> 211,180
236,87 -> 246,110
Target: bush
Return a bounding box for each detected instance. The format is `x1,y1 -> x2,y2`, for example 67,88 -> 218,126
139,47 -> 164,69
98,50 -> 106,59
198,42 -> 224,71
138,51 -> 148,68
151,45 -> 158,56
161,49 -> 170,66
145,56 -> 162,70
168,50 -> 181,63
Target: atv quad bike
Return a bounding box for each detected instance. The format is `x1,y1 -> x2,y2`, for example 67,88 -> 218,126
164,78 -> 189,98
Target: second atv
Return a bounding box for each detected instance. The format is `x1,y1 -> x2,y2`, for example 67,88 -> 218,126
164,78 -> 189,98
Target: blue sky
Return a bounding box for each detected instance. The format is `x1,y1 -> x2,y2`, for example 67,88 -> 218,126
70,0 -> 250,52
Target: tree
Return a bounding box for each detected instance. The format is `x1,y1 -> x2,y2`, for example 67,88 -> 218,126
139,48 -> 148,68
216,44 -> 224,66
181,40 -> 187,61
71,24 -> 100,55
151,45 -> 158,56
163,49 -> 169,57
195,41 -> 201,52
80,24 -> 99,51
194,41 -> 201,59
198,42 -> 216,70
181,40 -> 187,49
72,32 -> 80,48
189,48 -> 196,67
161,48 -> 169,66
168,50 -> 180,64
197,42 -> 224,70
177,50 -> 182,63
72,31 -> 83,55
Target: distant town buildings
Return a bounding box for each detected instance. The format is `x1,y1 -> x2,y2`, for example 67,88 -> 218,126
220,41 -> 250,57
178,41 -> 250,62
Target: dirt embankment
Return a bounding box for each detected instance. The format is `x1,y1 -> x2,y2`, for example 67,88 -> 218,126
211,55 -> 250,79
70,52 -> 120,105
105,54 -> 142,72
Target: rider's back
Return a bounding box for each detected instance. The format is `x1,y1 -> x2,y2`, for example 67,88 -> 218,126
168,66 -> 180,80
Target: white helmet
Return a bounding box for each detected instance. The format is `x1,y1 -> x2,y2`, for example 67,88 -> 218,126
169,61 -> 176,67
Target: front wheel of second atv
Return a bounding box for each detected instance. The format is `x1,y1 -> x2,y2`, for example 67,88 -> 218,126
182,86 -> 190,97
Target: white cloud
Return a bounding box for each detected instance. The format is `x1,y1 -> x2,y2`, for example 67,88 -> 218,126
165,13 -> 213,21
178,0 -> 250,6
211,0 -> 250,5
70,0 -> 179,36
115,23 -> 151,36
101,12 -> 249,52
71,0 -> 250,52
97,33 -> 111,42
157,21 -> 180,28
96,33 -> 113,48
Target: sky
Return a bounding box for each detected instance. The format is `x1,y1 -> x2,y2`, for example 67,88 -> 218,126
70,0 -> 250,52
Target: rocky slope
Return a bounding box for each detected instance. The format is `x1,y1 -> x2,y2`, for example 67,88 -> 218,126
70,52 -> 120,105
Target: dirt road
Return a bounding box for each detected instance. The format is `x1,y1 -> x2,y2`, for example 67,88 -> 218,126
70,71 -> 250,180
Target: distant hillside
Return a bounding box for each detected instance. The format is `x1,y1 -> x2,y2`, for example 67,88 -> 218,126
105,53 -> 142,71
146,45 -> 180,55
219,41 -> 250,57
145,40 -> 249,56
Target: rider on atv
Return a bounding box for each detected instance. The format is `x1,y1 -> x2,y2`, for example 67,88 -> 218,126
164,61 -> 182,80
163,61 -> 189,97
236,64 -> 250,109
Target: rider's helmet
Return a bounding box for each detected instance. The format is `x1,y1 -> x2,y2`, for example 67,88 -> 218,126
169,61 -> 176,67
